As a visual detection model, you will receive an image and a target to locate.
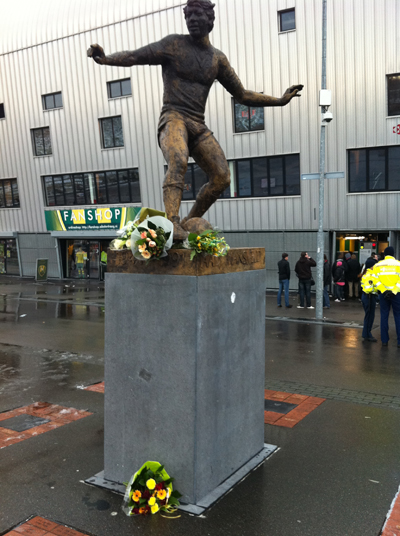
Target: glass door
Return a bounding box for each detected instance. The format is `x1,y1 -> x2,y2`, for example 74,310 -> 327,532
89,241 -> 100,279
6,240 -> 20,275
0,241 -> 6,274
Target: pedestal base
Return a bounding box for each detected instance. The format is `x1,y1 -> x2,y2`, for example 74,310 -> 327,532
86,443 -> 277,515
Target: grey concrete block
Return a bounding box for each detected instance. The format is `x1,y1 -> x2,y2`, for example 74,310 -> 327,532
104,270 -> 266,505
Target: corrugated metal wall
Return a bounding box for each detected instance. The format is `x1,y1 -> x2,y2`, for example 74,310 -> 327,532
225,230 -> 329,288
0,0 -> 399,236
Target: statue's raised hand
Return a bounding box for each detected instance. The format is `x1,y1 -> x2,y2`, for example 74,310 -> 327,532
281,85 -> 304,105
87,44 -> 106,64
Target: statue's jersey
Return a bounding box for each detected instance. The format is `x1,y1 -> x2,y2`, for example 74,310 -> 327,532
131,34 -> 245,124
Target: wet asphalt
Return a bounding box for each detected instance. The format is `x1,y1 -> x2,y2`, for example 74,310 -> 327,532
1,276 -> 400,536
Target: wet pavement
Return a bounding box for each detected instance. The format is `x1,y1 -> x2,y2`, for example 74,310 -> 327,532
1,276 -> 400,536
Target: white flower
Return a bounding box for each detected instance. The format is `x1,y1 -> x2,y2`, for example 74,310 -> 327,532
112,239 -> 125,250
125,239 -> 131,249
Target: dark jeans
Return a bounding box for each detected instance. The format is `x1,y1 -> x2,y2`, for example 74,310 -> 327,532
277,279 -> 290,307
299,279 -> 312,307
334,284 -> 344,300
379,292 -> 400,344
361,292 -> 377,339
323,284 -> 330,308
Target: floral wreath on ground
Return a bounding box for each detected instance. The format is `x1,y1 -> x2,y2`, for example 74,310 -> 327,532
122,461 -> 182,517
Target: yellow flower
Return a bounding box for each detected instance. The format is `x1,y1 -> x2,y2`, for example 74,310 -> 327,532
148,496 -> 156,506
146,478 -> 156,490
196,236 -> 201,240
132,490 -> 141,502
157,489 -> 167,500
139,507 -> 147,515
151,504 -> 160,514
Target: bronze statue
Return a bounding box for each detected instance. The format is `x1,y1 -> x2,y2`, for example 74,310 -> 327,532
88,0 -> 303,239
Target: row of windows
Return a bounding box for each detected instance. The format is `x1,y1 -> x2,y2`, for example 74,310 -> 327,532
43,169 -> 141,207
348,146 -> 400,193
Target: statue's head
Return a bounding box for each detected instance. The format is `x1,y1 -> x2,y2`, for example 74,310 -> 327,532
184,0 -> 216,38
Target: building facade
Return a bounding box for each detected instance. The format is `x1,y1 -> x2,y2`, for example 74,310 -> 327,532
0,0 -> 399,286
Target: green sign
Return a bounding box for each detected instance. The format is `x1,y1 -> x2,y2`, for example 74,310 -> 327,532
45,207 -> 140,232
36,259 -> 48,281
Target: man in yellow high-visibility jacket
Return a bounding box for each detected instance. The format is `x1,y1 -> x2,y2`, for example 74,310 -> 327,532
361,246 -> 400,347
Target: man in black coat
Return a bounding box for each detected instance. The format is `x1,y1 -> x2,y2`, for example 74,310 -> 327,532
295,252 -> 317,309
346,253 -> 361,298
277,253 -> 292,308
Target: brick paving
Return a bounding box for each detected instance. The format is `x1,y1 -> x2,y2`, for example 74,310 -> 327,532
264,390 -> 325,428
381,487 -> 400,536
4,517 -> 89,536
265,379 -> 400,409
83,382 -> 104,393
0,403 -> 92,449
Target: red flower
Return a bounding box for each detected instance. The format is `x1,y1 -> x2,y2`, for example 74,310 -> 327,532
142,489 -> 151,499
160,499 -> 166,506
155,482 -> 165,491
133,508 -> 140,515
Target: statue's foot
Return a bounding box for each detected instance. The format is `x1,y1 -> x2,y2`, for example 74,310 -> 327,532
181,217 -> 213,235
172,222 -> 189,241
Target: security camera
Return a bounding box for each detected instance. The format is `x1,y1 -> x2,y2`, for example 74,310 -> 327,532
322,111 -> 333,123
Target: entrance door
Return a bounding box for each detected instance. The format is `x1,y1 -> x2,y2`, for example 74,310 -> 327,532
0,239 -> 20,275
89,241 -> 100,279
66,240 -> 100,279
0,241 -> 6,274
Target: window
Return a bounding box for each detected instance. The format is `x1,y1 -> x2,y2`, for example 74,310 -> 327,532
387,74 -> 400,116
234,100 -> 264,133
0,103 -> 5,119
42,168 -> 140,207
279,8 -> 296,32
0,179 -> 20,208
235,155 -> 300,197
164,163 -> 231,201
43,92 -> 63,110
32,127 -> 52,156
100,116 -> 124,149
348,145 -> 400,192
107,79 -> 132,99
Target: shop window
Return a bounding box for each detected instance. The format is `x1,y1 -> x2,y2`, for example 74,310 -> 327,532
100,116 -> 124,149
387,74 -> 400,116
233,100 -> 264,133
0,103 -> 5,119
42,168 -> 141,207
235,154 -> 300,198
348,145 -> 400,192
32,127 -> 52,156
279,8 -> 296,32
43,92 -> 63,110
165,163 -> 232,201
107,79 -> 132,99
0,179 -> 20,208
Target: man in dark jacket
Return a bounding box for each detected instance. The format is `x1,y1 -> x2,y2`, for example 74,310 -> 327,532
346,253 -> 361,298
277,253 -> 292,308
295,252 -> 317,309
323,254 -> 331,309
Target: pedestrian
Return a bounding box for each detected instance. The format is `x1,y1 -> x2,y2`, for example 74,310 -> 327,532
333,260 -> 346,302
295,252 -> 316,309
346,253 -> 361,299
277,253 -> 292,308
323,254 -> 331,309
360,253 -> 379,342
361,246 -> 400,347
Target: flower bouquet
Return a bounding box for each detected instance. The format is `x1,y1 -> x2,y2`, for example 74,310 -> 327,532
110,208 -> 168,251
130,216 -> 173,261
185,229 -> 230,261
122,461 -> 182,516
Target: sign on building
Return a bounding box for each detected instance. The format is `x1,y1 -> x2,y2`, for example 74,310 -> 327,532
45,207 -> 140,232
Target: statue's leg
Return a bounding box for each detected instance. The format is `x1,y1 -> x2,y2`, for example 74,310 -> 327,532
182,134 -> 230,222
159,119 -> 190,240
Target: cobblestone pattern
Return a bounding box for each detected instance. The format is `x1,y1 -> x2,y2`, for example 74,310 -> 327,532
265,380 -> 400,410
264,391 -> 325,428
4,516 -> 90,536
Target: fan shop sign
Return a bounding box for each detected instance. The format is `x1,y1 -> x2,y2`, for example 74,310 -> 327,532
45,207 -> 140,232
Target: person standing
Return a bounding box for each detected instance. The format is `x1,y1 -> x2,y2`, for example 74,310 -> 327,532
346,253 -> 361,299
323,254 -> 331,309
362,246 -> 400,347
360,254 -> 379,342
295,252 -> 316,309
333,260 -> 346,301
277,253 -> 292,308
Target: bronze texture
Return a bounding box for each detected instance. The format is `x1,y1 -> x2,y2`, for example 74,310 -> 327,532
107,247 -> 265,276
88,2 -> 303,236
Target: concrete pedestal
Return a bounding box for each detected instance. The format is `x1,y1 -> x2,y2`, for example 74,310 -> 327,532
103,250 -> 267,508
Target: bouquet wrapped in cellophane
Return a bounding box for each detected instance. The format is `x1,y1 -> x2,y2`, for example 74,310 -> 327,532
122,461 -> 182,516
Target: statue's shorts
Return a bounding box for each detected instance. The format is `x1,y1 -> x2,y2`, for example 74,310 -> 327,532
158,109 -> 213,155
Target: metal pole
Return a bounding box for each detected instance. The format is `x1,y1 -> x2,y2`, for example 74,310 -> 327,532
316,0 -> 328,320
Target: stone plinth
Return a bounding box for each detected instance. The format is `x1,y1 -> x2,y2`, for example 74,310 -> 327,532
104,248 -> 266,507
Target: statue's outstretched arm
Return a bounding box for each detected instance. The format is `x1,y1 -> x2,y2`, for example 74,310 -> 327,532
217,53 -> 303,106
87,41 -> 166,67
